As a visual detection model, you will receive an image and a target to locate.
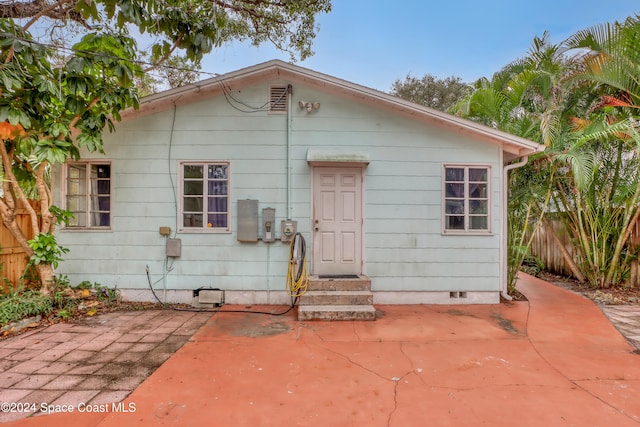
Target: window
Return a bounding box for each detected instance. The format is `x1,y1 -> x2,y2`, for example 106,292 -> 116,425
443,165 -> 490,233
65,162 -> 111,228
180,162 -> 230,232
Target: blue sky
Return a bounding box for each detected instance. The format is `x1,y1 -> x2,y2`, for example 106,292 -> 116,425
201,0 -> 639,92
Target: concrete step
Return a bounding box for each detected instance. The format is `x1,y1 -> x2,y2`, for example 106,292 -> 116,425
298,290 -> 373,306
308,275 -> 371,291
298,304 -> 377,321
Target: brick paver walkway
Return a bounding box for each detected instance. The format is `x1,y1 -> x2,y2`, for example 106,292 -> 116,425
600,305 -> 640,351
0,309 -> 210,423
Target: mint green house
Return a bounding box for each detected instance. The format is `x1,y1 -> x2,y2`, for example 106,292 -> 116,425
54,60 -> 543,307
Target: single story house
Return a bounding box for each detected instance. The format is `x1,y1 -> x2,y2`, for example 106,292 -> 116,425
54,60 -> 543,308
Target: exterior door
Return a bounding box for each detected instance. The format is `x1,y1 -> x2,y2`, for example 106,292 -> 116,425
312,166 -> 363,275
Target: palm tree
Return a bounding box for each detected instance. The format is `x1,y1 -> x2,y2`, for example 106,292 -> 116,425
457,19 -> 640,289
452,32 -> 585,290
559,15 -> 640,287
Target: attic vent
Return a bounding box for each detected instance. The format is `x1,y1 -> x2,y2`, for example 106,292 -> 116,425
269,86 -> 288,113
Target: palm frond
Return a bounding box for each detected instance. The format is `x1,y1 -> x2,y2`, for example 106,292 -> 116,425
554,147 -> 595,191
539,108 -> 562,146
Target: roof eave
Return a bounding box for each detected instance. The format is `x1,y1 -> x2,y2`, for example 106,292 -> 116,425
121,60 -> 545,157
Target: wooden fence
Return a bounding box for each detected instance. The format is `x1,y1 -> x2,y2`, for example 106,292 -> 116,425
528,215 -> 640,287
0,200 -> 40,293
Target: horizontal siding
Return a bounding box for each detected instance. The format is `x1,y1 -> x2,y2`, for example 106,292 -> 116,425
56,78 -> 504,294
371,276 -> 499,292
368,261 -> 498,277
368,247 -> 499,263
366,233 -> 499,249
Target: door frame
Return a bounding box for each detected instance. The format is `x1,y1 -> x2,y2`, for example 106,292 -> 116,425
310,164 -> 366,276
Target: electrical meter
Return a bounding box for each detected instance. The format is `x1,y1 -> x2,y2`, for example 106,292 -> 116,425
281,220 -> 297,243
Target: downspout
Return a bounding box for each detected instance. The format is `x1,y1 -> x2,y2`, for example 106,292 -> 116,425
501,155 -> 529,301
286,84 -> 293,219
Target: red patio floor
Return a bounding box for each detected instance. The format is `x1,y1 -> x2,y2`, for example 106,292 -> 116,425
4,273 -> 640,426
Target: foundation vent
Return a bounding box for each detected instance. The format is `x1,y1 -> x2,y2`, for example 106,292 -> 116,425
449,292 -> 467,299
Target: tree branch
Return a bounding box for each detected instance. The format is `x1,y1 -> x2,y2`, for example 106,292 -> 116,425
69,96 -> 101,131
0,140 -> 39,252
143,35 -> 182,73
1,0 -> 87,28
35,161 -> 54,234
211,0 -> 287,24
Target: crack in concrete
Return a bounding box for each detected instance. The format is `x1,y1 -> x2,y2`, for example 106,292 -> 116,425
300,324 -> 327,342
386,370 -> 414,427
351,323 -> 362,341
319,343 -> 389,381
521,298 -> 640,424
316,340 -> 422,427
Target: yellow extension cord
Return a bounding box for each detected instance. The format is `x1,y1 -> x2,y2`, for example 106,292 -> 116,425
286,233 -> 308,297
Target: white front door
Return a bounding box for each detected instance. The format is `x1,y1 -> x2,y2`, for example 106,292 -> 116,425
312,166 -> 363,275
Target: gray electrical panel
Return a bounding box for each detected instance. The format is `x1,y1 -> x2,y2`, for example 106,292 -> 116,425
237,199 -> 259,242
166,238 -> 182,257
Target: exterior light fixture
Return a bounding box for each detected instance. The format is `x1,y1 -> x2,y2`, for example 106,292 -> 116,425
298,100 -> 321,113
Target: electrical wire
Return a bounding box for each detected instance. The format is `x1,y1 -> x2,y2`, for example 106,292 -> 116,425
219,79 -> 289,114
5,33 -> 292,117
145,265 -> 299,315
286,232 -> 308,297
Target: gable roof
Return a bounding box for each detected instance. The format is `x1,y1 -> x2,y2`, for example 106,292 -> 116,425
122,60 -> 544,161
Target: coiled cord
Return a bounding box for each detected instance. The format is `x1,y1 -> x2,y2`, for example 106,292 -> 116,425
286,232 -> 308,297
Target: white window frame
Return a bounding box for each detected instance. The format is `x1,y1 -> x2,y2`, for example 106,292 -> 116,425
63,161 -> 112,230
178,161 -> 231,233
442,164 -> 492,235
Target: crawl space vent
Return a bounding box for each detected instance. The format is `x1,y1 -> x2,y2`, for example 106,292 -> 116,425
269,86 -> 288,112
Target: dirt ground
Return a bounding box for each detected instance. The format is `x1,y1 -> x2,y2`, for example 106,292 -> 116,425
538,271 -> 640,305
1,295 -> 170,339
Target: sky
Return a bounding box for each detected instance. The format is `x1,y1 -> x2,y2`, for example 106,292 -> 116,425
200,0 -> 640,92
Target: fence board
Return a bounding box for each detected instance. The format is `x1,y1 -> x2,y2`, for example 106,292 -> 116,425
0,200 -> 41,292
529,215 -> 640,287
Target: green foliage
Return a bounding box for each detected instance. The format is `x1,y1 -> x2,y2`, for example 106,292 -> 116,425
49,205 -> 74,227
456,15 -> 640,290
521,255 -> 545,277
94,284 -> 120,304
0,1 -> 330,289
0,276 -> 121,327
75,280 -> 120,304
74,280 -> 94,290
391,74 -> 472,112
0,19 -> 142,167
27,233 -> 69,269
0,286 -> 53,326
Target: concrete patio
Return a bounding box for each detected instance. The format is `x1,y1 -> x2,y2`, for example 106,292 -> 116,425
1,273 -> 639,426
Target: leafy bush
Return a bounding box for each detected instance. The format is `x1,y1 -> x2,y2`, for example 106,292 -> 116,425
521,255 -> 545,277
93,283 -> 120,304
1,277 -> 122,328
27,233 -> 69,269
0,288 -> 53,326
